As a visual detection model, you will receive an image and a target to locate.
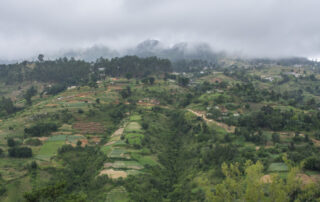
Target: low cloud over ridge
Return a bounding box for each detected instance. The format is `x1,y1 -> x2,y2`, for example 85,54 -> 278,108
1,0 -> 320,60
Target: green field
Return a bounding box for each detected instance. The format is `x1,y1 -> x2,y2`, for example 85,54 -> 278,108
36,135 -> 67,161
268,162 -> 289,172
106,187 -> 129,202
125,122 -> 142,132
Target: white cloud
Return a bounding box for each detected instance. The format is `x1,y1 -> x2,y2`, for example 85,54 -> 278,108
0,0 -> 320,59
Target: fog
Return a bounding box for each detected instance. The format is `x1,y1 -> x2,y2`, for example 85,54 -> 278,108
1,0 -> 320,60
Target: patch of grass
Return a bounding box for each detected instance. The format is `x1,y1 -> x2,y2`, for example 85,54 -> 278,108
129,115 -> 141,121
131,153 -> 158,166
268,162 -> 289,172
101,145 -> 113,155
125,122 -> 142,133
1,176 -> 31,202
36,138 -> 66,161
108,148 -> 129,159
125,133 -> 144,146
106,186 -> 129,202
111,161 -> 143,170
47,135 -> 67,142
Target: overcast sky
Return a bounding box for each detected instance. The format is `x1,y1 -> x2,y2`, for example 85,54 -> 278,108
1,0 -> 320,60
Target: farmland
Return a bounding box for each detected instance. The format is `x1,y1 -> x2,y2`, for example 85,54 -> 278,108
0,56 -> 320,201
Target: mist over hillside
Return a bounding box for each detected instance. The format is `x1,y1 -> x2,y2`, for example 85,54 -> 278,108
57,40 -> 221,63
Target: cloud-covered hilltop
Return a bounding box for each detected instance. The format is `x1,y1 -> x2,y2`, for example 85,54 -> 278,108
1,0 -> 320,60
57,40 -> 221,62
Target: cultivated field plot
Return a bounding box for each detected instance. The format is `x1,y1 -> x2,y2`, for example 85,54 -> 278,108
108,148 -> 130,159
104,161 -> 143,170
129,114 -> 142,121
124,122 -> 142,133
99,169 -> 128,179
125,133 -> 144,145
0,158 -> 29,181
73,121 -> 105,134
36,135 -> 67,161
268,162 -> 289,172
105,186 -> 129,202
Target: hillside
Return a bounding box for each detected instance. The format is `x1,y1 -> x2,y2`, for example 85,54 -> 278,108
0,57 -> 320,201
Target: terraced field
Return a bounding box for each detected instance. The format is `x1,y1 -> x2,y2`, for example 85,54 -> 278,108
99,114 -> 157,180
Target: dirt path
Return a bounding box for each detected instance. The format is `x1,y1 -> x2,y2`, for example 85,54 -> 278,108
187,109 -> 235,133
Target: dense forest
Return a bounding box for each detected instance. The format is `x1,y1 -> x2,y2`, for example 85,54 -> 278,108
0,55 -> 172,85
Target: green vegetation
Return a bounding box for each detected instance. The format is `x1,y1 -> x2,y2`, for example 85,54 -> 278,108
0,56 -> 320,201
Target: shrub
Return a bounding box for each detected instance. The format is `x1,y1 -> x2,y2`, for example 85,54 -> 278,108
30,161 -> 38,169
25,138 -> 42,146
304,156 -> 320,171
24,122 -> 58,137
8,147 -> 32,158
7,138 -> 15,147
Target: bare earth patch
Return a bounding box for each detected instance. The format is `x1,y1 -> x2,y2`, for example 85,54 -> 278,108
297,174 -> 320,185
99,169 -> 127,179
90,136 -> 101,144
112,128 -> 124,137
38,137 -> 49,142
45,104 -> 58,107
311,138 -> 320,147
73,122 -> 105,134
80,139 -> 88,147
188,109 -> 235,133
107,85 -> 124,92
104,163 -> 113,168
52,131 -> 73,135
105,141 -> 116,146
261,175 -> 272,183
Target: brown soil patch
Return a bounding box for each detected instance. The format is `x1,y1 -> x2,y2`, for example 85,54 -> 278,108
105,141 -> 116,146
52,131 -> 73,135
261,175 -> 272,183
45,104 -> 58,107
311,138 -> 320,147
104,163 -> 113,168
137,102 -> 155,107
297,174 -> 320,185
65,141 -> 76,147
67,100 -> 80,103
38,137 -> 49,142
75,92 -> 93,98
210,78 -> 222,83
111,128 -> 124,138
90,136 -> 101,144
99,169 -> 127,179
73,122 -> 105,134
188,109 -> 235,133
127,165 -> 142,170
80,139 -> 88,147
108,86 -> 124,92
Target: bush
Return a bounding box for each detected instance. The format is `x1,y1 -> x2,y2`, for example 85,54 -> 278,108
44,83 -> 67,95
30,161 -> 38,169
25,138 -> 42,146
7,138 -> 15,147
24,122 -> 58,137
58,144 -> 74,154
8,147 -> 32,158
304,156 -> 320,171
